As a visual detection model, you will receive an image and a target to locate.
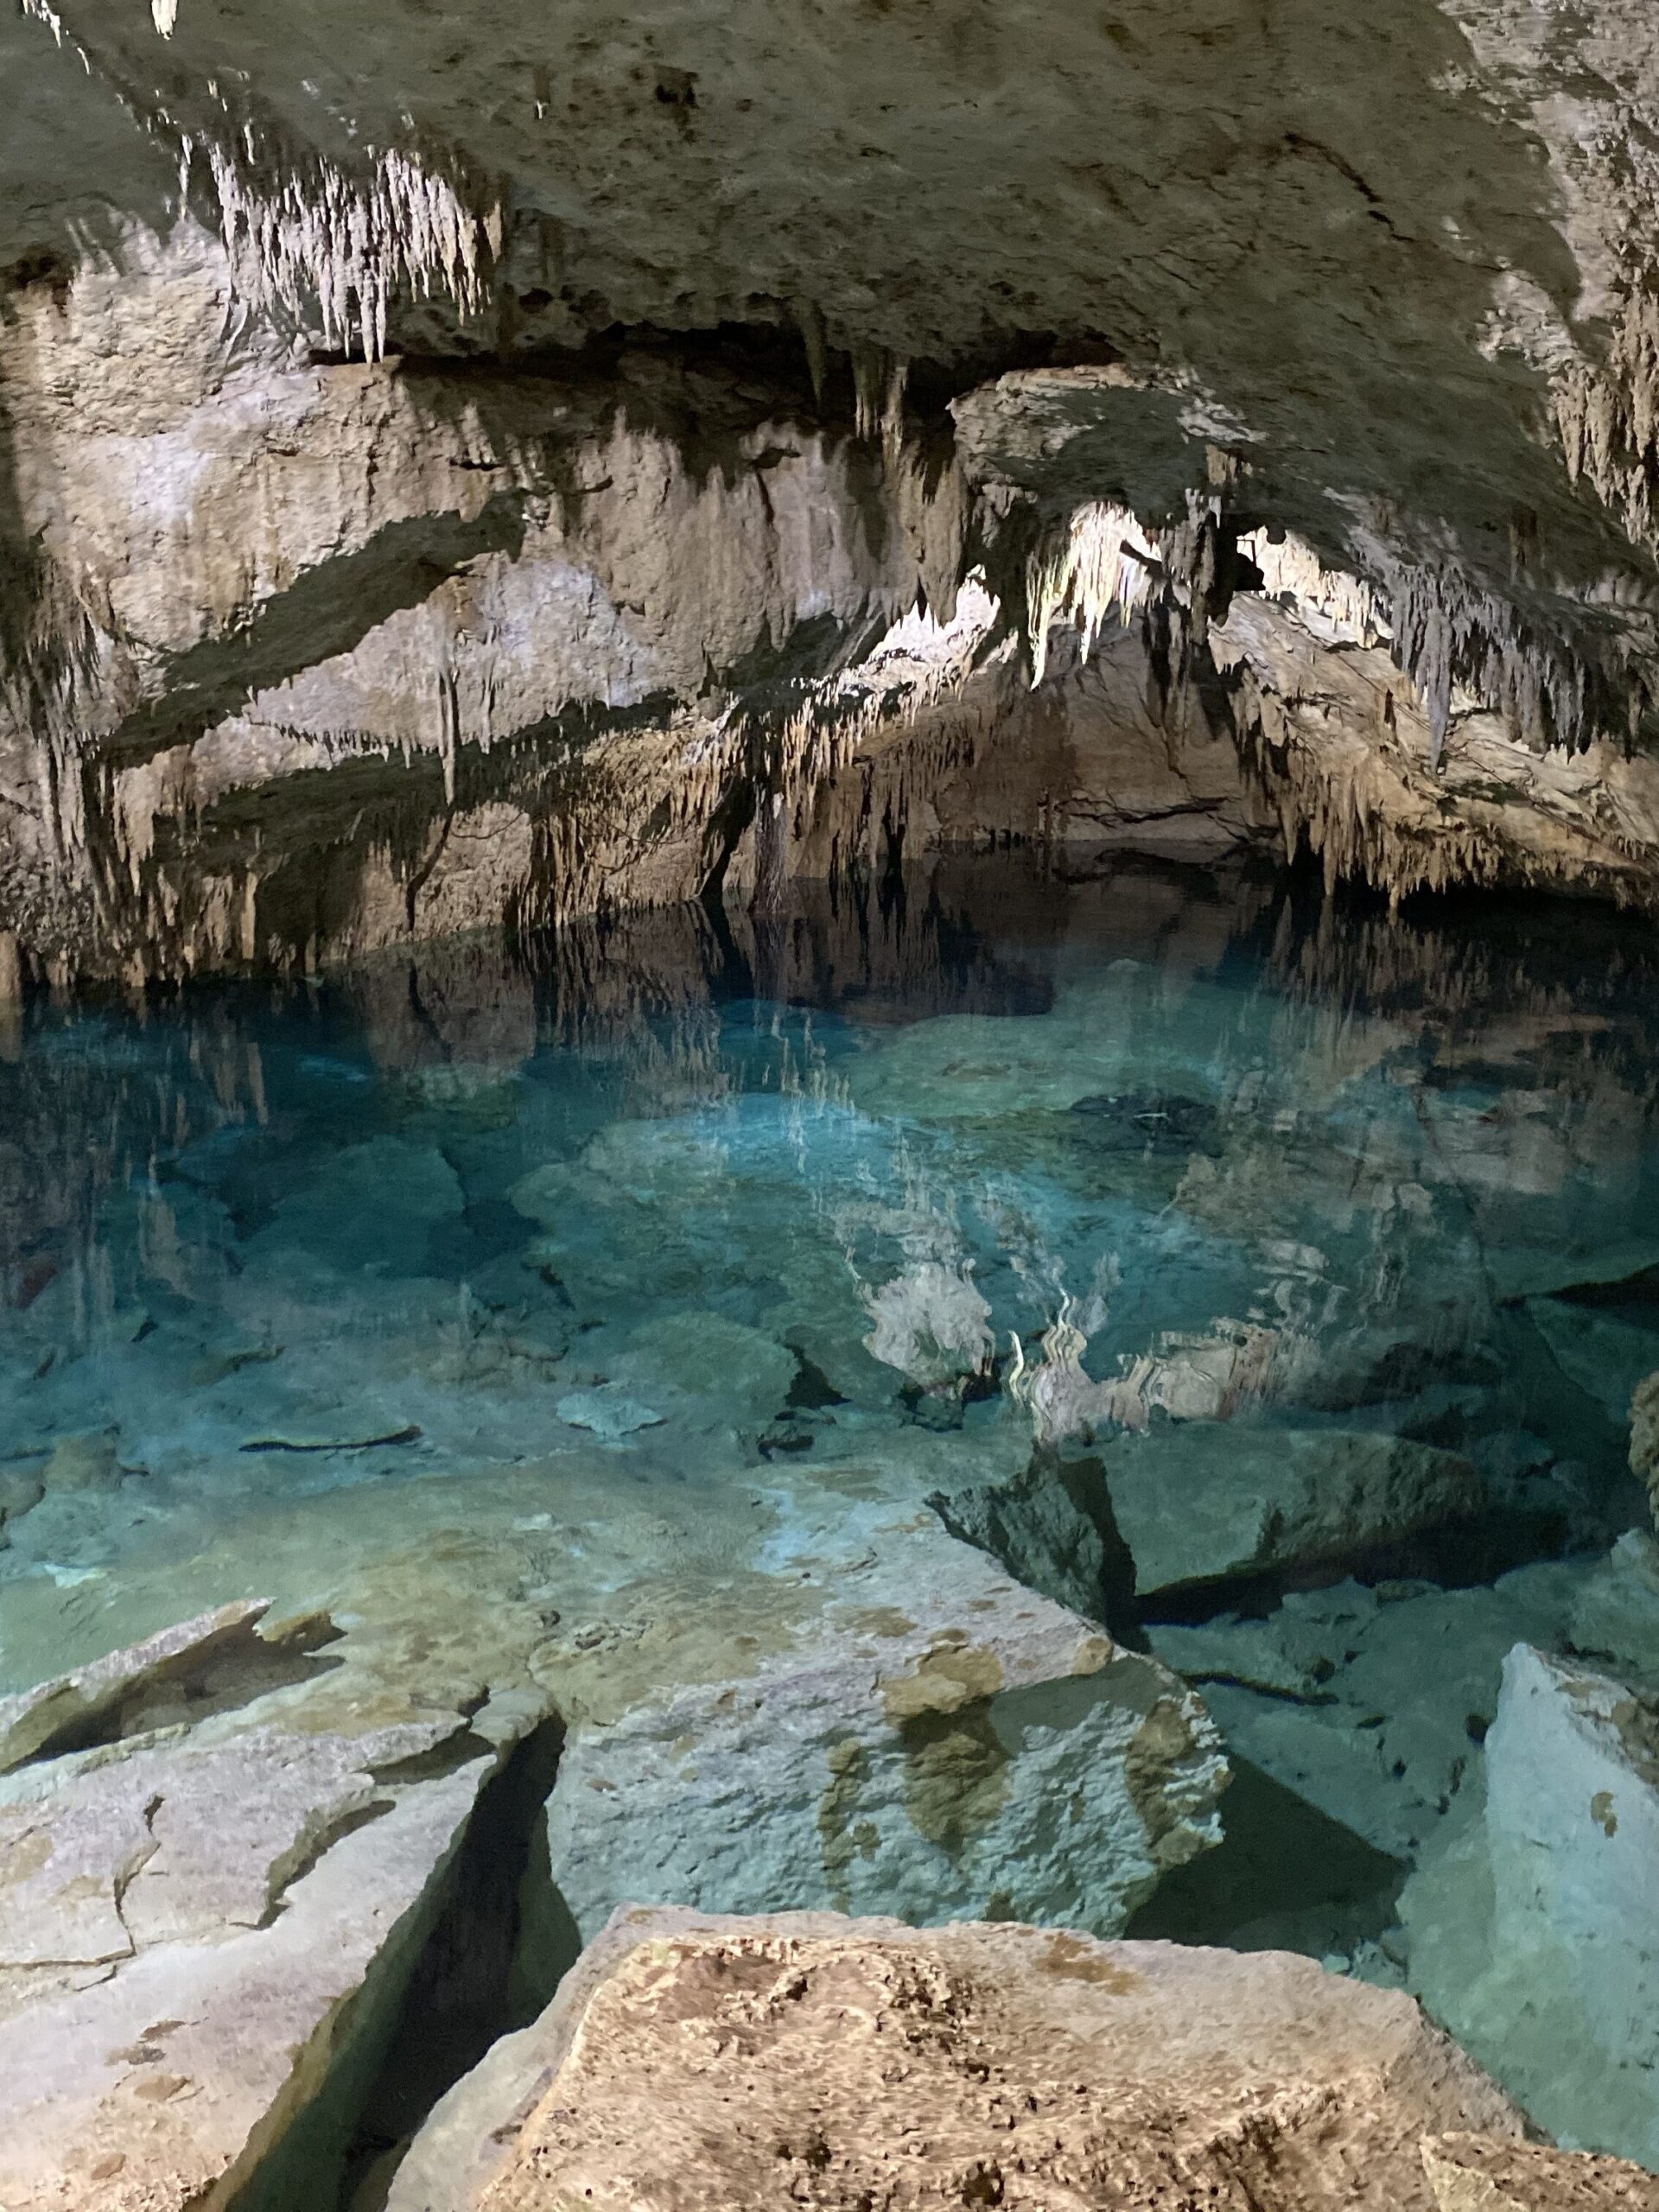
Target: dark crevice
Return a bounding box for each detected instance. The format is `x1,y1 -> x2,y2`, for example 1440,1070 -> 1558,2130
335,1715 -> 568,2211
1125,1755 -> 1407,1955
1137,1504 -> 1589,1630
219,1714 -> 566,2212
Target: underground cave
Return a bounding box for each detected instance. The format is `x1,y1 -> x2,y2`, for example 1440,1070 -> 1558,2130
4,2 -> 1659,2206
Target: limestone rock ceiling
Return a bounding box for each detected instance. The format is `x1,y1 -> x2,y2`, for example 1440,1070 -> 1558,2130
7,0 -> 1659,973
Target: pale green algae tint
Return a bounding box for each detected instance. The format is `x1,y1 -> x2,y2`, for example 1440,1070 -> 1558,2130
6,853 -> 1659,2154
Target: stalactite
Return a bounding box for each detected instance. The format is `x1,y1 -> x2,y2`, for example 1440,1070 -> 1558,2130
1237,529 -> 1387,646
181,124 -> 503,361
1026,502 -> 1158,684
794,300 -> 829,410
1238,522 -> 1649,764
1226,625 -> 1659,916
851,346 -> 908,445
1554,285 -> 1659,555
18,0 -> 70,46
16,1 -> 501,357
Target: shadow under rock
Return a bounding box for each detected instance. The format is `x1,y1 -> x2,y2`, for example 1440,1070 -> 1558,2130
1125,1754 -> 1407,1961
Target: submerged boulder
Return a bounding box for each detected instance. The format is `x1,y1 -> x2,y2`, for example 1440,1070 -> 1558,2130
537,1518 -> 1226,1948
610,1310 -> 798,1433
1105,1422 -> 1484,1598
0,1598 -> 280,1770
1403,1643 -> 1659,2170
389,1905 -> 1535,2212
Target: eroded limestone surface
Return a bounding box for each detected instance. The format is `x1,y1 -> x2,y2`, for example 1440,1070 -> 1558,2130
0,1409 -> 1236,2209
389,1906 -> 1538,2212
0,1597 -> 536,2211
542,1522 -> 1224,1945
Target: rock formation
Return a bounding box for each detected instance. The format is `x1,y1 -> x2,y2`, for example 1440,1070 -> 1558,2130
10,3 -> 1659,2200
540,1528 -> 1224,1945
1632,1372 -> 1659,1524
0,1599 -> 563,2210
0,1429 -> 1232,2207
384,1904 -> 1658,2212
1103,1425 -> 1485,1598
9,0 -> 1659,975
1403,1643 -> 1659,2171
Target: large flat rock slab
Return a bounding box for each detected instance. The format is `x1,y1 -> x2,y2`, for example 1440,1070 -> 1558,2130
538,1514 -> 1226,1943
0,1598 -> 539,2211
391,1905 -> 1540,2212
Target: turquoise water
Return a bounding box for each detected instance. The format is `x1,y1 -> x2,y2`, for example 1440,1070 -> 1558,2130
4,858 -> 1655,1599
4,853 -> 1659,2146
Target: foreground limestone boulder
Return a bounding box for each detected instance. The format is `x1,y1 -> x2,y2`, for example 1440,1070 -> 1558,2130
1104,1422 -> 1484,1597
539,1521 -> 1225,1946
389,1905 -> 1541,2211
1404,1643 -> 1659,2170
1421,2134 -> 1659,2209
0,1601 -> 550,2212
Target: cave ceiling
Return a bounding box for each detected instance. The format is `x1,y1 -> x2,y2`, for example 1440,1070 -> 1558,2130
5,0 -> 1659,974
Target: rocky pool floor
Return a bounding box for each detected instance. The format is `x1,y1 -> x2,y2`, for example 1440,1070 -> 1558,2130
5,852 -> 1659,2183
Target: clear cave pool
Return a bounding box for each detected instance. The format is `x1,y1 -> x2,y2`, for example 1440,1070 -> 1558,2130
5,850 -> 1659,2158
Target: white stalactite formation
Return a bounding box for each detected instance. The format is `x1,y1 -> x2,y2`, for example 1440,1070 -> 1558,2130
183,127 -> 503,362
1026,501 -> 1160,684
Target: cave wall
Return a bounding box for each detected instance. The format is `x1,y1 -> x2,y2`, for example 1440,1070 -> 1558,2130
7,0 -> 1659,981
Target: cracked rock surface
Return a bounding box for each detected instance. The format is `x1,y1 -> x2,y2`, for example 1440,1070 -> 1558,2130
0,1597 -> 522,2210
0,1429 -> 1230,2209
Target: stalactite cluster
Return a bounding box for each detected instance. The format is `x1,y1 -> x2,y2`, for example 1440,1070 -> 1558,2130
1556,285 -> 1659,556
1026,502 -> 1158,684
19,0 -> 502,362
183,129 -> 503,363
1236,521 -> 1650,766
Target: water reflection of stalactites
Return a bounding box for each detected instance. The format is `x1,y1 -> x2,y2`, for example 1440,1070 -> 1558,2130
1266,879 -> 1659,1034
1256,880 -> 1659,1196
0,1001 -> 268,1334
520,866 -> 1069,1053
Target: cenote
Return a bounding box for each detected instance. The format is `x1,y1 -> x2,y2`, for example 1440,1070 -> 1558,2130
4,853 -> 1659,2195
20,4 -> 1659,2197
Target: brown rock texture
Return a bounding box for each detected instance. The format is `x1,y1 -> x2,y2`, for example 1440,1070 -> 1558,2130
391,1907 -> 1544,2212
1422,2133 -> 1659,2209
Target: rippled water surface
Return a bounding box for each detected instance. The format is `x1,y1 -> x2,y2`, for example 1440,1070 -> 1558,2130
5,854 -> 1659,2151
